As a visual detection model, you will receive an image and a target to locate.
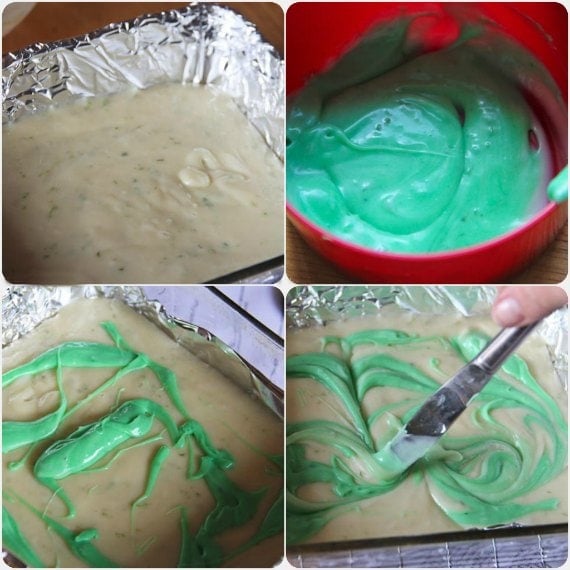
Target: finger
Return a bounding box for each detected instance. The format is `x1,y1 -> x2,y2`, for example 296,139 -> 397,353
492,286 -> 567,327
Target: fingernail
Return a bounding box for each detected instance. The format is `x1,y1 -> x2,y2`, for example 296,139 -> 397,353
494,297 -> 524,326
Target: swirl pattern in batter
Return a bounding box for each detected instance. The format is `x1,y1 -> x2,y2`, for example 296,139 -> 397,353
286,322 -> 567,544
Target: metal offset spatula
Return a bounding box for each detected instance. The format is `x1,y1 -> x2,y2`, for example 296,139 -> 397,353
375,322 -> 539,475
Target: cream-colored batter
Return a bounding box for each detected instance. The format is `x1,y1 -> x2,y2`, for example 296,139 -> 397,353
3,298 -> 283,567
3,83 -> 283,284
286,310 -> 567,544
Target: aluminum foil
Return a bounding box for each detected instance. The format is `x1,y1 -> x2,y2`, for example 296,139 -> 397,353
2,286 -> 283,419
2,2 -> 284,158
287,286 -> 519,325
286,285 -> 567,386
285,285 -> 567,567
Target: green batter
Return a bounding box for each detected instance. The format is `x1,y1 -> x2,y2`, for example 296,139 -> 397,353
287,17 -> 560,253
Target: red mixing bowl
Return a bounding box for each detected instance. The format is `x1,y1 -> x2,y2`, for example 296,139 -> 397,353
286,2 -> 568,284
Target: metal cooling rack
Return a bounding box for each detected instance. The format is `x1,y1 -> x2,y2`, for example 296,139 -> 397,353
288,529 -> 568,568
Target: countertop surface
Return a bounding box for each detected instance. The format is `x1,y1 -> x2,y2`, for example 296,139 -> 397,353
3,2 -> 283,55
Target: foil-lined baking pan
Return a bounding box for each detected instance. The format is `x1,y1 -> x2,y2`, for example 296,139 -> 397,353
2,2 -> 284,284
2,285 -> 284,567
285,285 -> 568,568
3,285 -> 285,568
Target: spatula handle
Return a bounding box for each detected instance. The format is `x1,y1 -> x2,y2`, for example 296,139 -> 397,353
472,323 -> 539,375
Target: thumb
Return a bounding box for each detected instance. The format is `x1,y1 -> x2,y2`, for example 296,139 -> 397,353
492,286 -> 567,327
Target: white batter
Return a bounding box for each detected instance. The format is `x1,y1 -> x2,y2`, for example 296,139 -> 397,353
3,83 -> 283,284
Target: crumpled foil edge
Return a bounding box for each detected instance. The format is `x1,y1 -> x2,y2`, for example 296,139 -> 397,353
2,3 -> 284,158
285,285 -> 567,385
286,285 -> 567,387
2,285 -> 283,418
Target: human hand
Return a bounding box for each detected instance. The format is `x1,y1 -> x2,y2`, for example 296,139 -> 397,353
492,286 -> 567,327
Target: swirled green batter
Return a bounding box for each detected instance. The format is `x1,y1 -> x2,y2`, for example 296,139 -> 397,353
3,303 -> 283,568
286,325 -> 567,544
287,16 -> 561,253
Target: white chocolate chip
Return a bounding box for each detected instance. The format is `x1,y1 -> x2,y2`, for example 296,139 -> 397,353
178,166 -> 211,188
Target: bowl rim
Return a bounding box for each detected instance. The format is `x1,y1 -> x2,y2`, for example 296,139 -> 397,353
286,199 -> 564,261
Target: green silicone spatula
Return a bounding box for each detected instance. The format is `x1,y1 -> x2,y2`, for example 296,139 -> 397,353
547,166 -> 568,203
